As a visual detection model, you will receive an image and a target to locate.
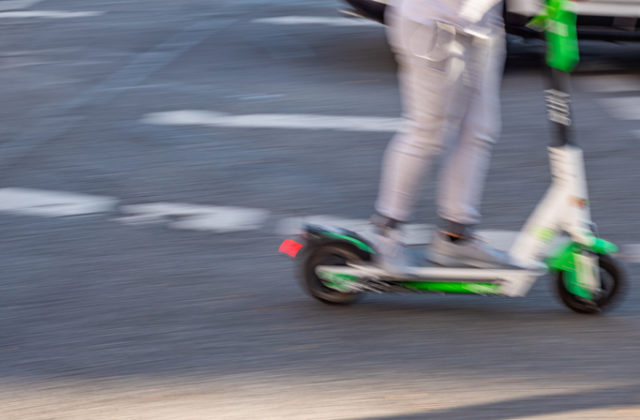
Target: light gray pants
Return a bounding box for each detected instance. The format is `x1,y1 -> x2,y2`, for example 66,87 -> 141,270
375,11 -> 506,225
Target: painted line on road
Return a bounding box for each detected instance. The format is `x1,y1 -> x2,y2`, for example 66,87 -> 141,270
578,74 -> 640,94
0,188 -> 117,217
600,96 -> 640,120
572,2 -> 640,17
118,202 -> 269,233
232,94 -> 287,101
0,11 -> 104,19
142,110 -> 401,132
252,16 -> 379,27
0,0 -> 44,11
0,187 -> 638,263
620,244 -> 640,264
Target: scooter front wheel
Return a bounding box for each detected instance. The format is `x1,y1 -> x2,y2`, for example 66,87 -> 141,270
556,254 -> 627,314
301,243 -> 364,305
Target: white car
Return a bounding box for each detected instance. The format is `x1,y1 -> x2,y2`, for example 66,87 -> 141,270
341,0 -> 640,40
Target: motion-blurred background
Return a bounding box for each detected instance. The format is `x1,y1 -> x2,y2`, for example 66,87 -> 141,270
1,0 -> 640,418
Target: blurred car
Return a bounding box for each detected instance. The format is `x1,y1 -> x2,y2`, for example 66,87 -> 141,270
340,0 -> 640,40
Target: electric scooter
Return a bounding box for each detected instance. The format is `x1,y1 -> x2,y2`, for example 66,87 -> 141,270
278,0 -> 627,314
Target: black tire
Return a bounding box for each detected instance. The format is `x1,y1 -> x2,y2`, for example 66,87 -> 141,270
301,243 -> 364,305
556,254 -> 627,314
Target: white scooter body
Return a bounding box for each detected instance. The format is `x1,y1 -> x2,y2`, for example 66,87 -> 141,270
317,94 -> 601,298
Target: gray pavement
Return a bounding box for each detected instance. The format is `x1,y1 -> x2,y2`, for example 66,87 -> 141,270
1,1 -> 640,419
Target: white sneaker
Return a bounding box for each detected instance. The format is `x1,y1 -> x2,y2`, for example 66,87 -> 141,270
369,225 -> 413,276
428,230 -> 521,269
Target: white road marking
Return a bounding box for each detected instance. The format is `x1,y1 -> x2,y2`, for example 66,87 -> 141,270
0,0 -> 44,11
0,187 -> 637,262
621,244 -> 640,263
600,96 -> 640,120
578,74 -> 640,94
142,110 -> 401,132
118,203 -> 269,233
0,58 -> 52,70
571,2 -> 640,17
0,11 -> 104,18
252,16 -> 379,27
0,188 -> 117,217
233,94 -> 287,101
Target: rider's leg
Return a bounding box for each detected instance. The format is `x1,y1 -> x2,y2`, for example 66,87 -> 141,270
437,33 -> 504,226
372,16 -> 467,272
429,29 -> 518,268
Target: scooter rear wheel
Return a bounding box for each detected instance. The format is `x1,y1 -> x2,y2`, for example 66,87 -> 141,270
302,243 -> 364,304
556,254 -> 627,314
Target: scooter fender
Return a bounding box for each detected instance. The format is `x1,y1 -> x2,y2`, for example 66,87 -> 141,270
546,237 -> 617,272
546,238 -> 617,300
302,224 -> 376,256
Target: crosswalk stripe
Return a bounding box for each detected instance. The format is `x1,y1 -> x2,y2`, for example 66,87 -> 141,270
600,96 -> 640,120
118,202 -> 269,233
578,74 -> 640,94
142,110 -> 401,132
0,187 -> 637,262
621,244 -> 640,264
578,74 -> 640,144
0,188 -> 117,217
252,16 -> 379,27
0,11 -> 104,18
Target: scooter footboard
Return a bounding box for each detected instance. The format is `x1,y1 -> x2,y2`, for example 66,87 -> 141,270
316,264 -> 544,297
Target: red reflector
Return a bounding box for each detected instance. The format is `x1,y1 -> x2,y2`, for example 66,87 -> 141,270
279,239 -> 303,258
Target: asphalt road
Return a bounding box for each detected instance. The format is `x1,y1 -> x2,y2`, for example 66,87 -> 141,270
1,1 -> 640,419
